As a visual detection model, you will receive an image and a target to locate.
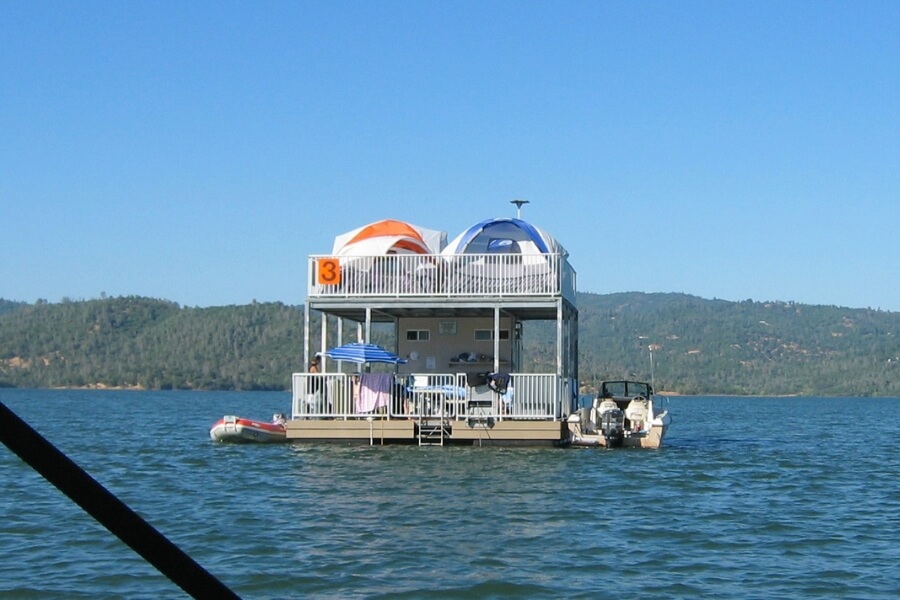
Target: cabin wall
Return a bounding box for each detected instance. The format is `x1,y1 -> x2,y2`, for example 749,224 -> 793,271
397,316 -> 513,375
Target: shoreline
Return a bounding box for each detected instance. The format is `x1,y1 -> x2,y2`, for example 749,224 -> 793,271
0,386 -> 892,398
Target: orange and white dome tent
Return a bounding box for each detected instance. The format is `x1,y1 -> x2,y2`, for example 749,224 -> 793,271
332,219 -> 447,257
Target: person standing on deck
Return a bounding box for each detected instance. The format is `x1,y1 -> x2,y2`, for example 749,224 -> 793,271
306,359 -> 323,414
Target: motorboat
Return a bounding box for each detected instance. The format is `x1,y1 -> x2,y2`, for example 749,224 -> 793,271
209,414 -> 288,443
566,380 -> 671,448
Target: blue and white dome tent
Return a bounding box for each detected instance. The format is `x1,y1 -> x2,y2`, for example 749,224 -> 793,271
440,217 -> 570,295
442,217 -> 567,260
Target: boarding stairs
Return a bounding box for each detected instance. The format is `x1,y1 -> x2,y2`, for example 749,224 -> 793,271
416,416 -> 450,446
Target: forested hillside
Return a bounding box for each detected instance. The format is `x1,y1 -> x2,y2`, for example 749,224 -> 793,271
571,293 -> 900,396
0,297 -> 302,390
0,299 -> 25,316
1,294 -> 898,395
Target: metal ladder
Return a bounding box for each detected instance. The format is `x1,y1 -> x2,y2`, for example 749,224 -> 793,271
417,416 -> 449,446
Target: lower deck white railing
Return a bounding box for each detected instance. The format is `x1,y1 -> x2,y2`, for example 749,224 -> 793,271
291,372 -> 569,421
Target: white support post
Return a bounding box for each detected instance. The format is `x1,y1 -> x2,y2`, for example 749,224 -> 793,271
493,305 -> 501,373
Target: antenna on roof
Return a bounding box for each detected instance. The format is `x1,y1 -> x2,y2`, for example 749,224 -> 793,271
510,199 -> 530,219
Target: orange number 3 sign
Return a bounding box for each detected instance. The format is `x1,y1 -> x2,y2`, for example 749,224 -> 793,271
317,258 -> 342,285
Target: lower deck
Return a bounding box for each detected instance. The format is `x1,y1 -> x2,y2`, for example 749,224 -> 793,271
290,370 -> 575,445
286,417 -> 568,446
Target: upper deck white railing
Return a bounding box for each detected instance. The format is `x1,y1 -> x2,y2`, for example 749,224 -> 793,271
308,252 -> 576,302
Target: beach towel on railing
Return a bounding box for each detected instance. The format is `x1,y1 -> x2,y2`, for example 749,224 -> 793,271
357,373 -> 393,413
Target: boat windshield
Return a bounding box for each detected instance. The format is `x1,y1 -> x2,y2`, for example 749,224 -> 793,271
601,381 -> 652,398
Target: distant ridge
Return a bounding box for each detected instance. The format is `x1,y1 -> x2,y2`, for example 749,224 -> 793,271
1,294 -> 898,395
0,299 -> 27,317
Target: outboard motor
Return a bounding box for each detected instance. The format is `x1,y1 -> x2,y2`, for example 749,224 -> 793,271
599,408 -> 625,448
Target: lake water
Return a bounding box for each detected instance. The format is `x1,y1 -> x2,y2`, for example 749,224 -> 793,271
2,389 -> 899,599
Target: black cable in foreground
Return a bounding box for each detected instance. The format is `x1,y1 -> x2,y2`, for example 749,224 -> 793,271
0,401 -> 240,600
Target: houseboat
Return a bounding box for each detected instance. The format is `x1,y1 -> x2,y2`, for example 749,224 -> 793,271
288,216 -> 579,445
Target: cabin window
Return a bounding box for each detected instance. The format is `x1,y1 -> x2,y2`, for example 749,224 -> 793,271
474,329 -> 510,341
406,329 -> 430,341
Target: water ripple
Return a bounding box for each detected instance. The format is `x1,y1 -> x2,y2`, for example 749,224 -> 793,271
3,391 -> 900,598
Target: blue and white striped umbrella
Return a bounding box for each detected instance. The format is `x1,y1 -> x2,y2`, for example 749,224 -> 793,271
325,342 -> 408,364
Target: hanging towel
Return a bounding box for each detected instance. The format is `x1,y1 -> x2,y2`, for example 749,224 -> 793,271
357,373 -> 393,413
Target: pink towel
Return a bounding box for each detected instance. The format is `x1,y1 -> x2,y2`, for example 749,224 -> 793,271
357,373 -> 393,413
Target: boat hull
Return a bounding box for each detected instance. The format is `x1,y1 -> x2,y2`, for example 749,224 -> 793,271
568,421 -> 668,449
210,416 -> 287,443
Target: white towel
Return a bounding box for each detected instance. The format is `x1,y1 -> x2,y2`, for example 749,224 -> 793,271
357,373 -> 393,413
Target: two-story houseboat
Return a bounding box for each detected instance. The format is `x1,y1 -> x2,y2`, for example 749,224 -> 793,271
287,216 -> 579,446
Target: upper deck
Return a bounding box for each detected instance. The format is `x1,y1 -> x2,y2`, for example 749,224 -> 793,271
307,252 -> 577,321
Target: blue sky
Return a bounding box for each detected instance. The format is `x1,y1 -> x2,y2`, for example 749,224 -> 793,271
3,1 -> 899,311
